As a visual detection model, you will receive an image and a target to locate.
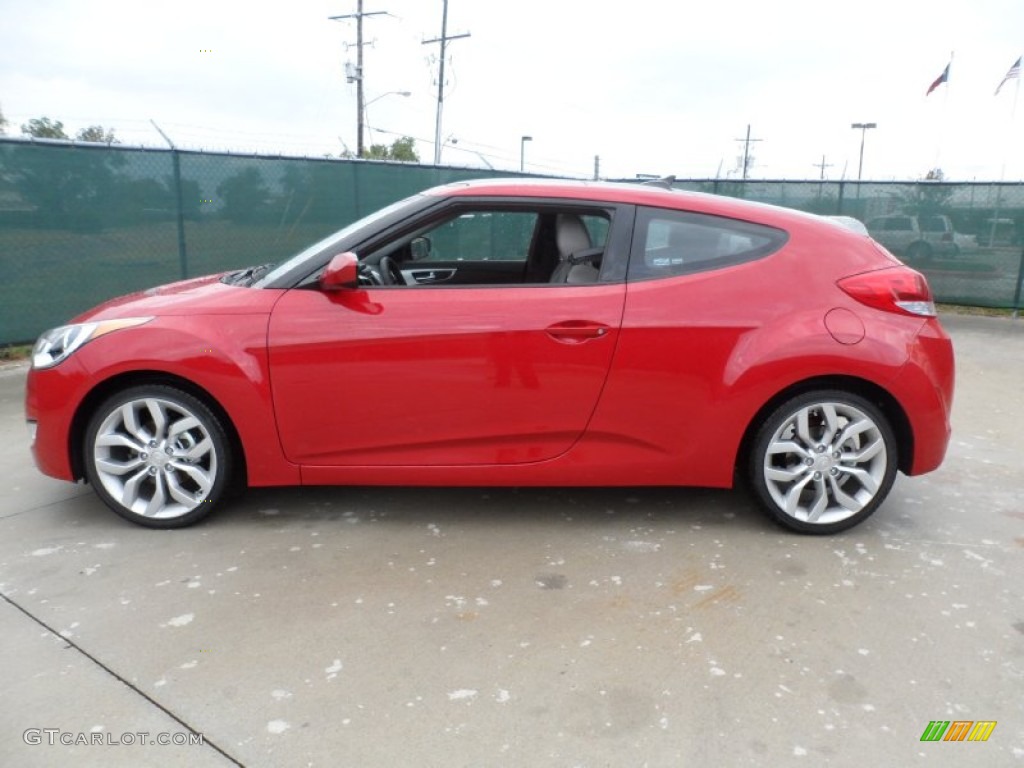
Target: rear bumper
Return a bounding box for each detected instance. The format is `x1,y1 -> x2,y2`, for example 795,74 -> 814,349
896,318 -> 955,475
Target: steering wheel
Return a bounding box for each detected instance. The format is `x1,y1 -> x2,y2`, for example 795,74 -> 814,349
377,256 -> 405,286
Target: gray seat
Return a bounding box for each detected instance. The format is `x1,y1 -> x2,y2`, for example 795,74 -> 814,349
550,214 -> 602,284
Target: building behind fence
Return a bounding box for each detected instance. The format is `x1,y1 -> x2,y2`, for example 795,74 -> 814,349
1,138 -> 1023,345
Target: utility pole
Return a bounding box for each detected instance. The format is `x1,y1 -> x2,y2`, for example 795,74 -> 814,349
850,122 -> 877,181
520,135 -> 532,172
594,155 -> 600,181
813,155 -> 833,180
330,1 -> 388,157
423,0 -> 470,165
734,124 -> 762,180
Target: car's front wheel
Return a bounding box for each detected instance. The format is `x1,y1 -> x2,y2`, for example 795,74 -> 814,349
749,391 -> 898,534
83,385 -> 232,528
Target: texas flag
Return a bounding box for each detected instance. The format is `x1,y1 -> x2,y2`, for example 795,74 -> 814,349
926,63 -> 950,96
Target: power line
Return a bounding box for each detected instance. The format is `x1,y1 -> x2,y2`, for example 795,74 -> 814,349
422,0 -> 470,165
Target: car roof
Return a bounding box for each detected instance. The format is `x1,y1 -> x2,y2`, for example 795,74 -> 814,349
425,178 -> 837,232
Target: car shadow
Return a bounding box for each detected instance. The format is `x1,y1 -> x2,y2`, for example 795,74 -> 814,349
210,484 -> 766,533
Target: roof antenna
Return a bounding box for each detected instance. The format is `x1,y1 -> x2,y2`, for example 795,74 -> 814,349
642,175 -> 675,189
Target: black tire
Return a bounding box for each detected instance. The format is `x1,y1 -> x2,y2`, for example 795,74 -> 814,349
83,385 -> 233,528
748,390 -> 898,534
905,241 -> 932,263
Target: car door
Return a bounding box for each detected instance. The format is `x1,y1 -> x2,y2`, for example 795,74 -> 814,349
266,202 -> 628,467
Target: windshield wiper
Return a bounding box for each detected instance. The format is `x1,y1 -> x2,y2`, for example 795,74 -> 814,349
221,263 -> 275,287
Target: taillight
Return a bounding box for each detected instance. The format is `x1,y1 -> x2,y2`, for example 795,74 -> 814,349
838,266 -> 937,317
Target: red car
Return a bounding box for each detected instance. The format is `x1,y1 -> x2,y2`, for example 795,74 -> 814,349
25,180 -> 954,534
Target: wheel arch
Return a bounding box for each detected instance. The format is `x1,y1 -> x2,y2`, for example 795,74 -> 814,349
735,375 -> 913,477
68,370 -> 248,490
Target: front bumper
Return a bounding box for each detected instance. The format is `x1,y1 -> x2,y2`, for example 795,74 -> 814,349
25,357 -> 92,482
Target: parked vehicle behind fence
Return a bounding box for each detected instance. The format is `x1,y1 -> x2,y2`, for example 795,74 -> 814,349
866,213 -> 963,262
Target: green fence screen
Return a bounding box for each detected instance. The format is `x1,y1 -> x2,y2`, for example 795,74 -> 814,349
1,138 -> 1022,345
670,178 -> 1024,313
0,139 -> 517,344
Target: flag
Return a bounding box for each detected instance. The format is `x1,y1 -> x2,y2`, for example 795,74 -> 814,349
926,63 -> 950,96
995,56 -> 1021,95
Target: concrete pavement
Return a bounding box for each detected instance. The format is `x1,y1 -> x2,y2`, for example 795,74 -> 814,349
1,312 -> 1022,767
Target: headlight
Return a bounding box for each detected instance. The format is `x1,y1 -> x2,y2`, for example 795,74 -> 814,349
31,317 -> 153,369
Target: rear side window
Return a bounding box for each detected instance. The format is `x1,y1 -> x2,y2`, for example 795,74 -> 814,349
885,217 -> 914,232
629,207 -> 788,280
918,216 -> 948,233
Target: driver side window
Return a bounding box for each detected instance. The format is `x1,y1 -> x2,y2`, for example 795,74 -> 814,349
366,206 -> 613,287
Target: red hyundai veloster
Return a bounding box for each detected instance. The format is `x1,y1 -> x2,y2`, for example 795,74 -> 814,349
26,180 -> 954,533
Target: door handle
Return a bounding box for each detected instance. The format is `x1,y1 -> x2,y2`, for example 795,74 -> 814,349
545,322 -> 611,344
410,268 -> 455,284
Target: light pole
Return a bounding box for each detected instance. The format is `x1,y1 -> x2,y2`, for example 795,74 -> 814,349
363,90 -> 411,148
520,135 -> 532,172
850,122 -> 877,181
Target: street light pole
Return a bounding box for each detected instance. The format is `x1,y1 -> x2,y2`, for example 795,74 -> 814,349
520,135 -> 532,172
851,122 -> 877,181
362,90 -> 411,146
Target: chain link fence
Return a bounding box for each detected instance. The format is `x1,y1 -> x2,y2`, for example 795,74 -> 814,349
0,139 -> 512,344
2,138 -> 1023,345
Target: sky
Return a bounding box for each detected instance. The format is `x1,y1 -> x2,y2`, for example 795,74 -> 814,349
2,0 -> 1024,181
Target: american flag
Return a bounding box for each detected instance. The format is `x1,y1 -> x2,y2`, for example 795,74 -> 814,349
995,56 -> 1021,95
926,63 -> 950,96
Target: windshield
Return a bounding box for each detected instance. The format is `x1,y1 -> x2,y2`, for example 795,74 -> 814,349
252,193 -> 428,288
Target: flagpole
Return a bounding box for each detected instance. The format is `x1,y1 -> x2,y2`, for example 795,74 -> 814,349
1012,65 -> 1023,318
1012,65 -> 1020,121
990,56 -> 1020,250
933,52 -> 953,174
942,51 -> 952,172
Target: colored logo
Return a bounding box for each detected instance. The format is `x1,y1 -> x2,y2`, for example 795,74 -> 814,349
920,721 -> 996,742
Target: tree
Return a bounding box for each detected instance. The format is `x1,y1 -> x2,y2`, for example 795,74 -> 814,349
902,167 -> 953,216
216,167 -> 271,223
21,117 -> 69,139
0,104 -> 8,136
388,136 -> 419,162
361,136 -> 419,162
9,140 -> 124,231
76,125 -> 119,144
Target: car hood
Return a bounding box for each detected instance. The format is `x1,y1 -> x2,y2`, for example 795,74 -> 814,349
72,273 -> 282,323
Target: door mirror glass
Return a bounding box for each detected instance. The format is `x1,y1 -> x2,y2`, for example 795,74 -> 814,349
410,236 -> 432,261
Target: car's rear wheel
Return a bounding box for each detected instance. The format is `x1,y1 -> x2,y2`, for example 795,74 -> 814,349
749,391 -> 897,534
905,241 -> 932,263
83,385 -> 232,528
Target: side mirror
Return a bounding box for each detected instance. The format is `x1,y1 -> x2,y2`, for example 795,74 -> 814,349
320,252 -> 360,290
410,236 -> 432,261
